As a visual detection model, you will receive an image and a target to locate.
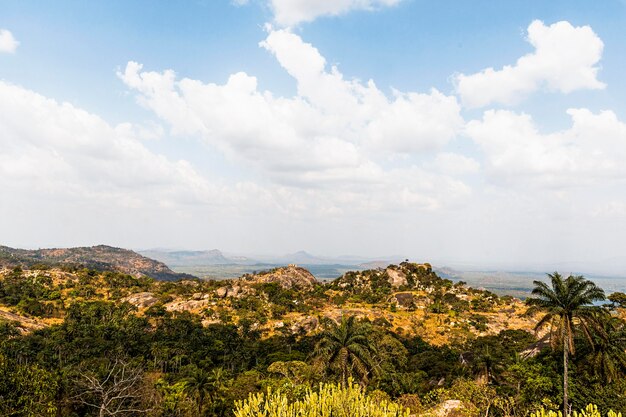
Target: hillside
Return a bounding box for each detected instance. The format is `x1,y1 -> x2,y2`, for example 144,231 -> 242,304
0,259 -> 534,345
2,256 -> 625,416
0,244 -> 192,281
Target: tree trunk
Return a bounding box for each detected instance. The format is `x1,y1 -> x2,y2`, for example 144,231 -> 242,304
563,330 -> 569,417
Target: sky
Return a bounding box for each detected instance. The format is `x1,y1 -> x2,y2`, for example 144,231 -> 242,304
1,0 -> 626,273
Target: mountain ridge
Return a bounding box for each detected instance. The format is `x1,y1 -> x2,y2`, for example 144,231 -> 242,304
0,244 -> 193,281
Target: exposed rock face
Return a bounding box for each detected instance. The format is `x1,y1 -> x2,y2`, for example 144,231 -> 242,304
0,245 -> 193,281
290,316 -> 319,333
393,292 -> 415,307
165,299 -> 210,312
386,268 -> 408,287
434,400 -> 465,417
242,265 -> 318,291
215,285 -> 245,298
122,292 -> 159,309
0,308 -> 45,332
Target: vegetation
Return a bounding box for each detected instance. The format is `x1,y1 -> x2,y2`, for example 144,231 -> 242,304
234,380 -> 410,417
526,273 -> 606,416
0,263 -> 625,416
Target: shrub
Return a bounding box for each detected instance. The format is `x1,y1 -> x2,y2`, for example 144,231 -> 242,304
234,380 -> 409,417
531,404 -> 622,417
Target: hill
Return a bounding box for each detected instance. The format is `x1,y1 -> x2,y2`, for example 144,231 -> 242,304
0,258 -> 534,345
2,254 -> 624,416
139,249 -> 236,266
0,244 -> 192,281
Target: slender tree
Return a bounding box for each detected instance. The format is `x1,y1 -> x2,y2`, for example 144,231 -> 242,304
526,272 -> 605,416
313,315 -> 378,386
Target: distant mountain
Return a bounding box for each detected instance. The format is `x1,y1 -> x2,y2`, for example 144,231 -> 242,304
0,245 -> 193,281
276,250 -> 331,265
139,249 -> 243,266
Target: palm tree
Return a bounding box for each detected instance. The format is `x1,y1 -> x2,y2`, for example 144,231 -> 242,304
207,367 -> 229,405
184,367 -> 212,415
313,315 -> 378,386
584,316 -> 626,383
526,272 -> 605,416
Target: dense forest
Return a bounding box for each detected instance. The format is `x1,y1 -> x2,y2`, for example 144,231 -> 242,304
1,262 -> 626,417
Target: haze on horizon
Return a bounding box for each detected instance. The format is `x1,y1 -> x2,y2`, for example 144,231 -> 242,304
1,1 -> 626,276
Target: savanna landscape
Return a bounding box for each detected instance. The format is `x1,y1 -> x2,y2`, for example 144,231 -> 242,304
2,1 -> 626,416
1,245 -> 626,416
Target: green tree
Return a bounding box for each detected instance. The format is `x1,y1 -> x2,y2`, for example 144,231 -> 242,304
313,315 -> 378,386
607,292 -> 626,309
584,316 -> 626,383
526,272 -> 605,416
183,367 -> 212,415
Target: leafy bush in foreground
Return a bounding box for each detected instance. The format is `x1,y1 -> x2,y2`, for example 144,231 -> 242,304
532,404 -> 622,417
234,380 -> 410,417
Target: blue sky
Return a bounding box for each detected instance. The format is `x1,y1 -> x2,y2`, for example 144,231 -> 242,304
1,0 -> 626,273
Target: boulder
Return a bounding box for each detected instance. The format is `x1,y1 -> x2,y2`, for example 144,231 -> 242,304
122,292 -> 158,308
386,268 -> 408,288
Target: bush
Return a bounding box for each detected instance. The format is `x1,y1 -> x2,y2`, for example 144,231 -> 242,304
234,380 -> 409,417
531,404 -> 622,417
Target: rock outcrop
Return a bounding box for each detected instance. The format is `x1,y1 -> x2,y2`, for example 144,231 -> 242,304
122,292 -> 159,308
386,267 -> 408,287
241,265 -> 318,291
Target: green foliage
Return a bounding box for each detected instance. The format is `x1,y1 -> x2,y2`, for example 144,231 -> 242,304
532,404 -> 623,417
234,380 -> 410,417
314,316 -> 378,385
527,273 -> 607,416
0,355 -> 58,417
608,292 -> 626,309
0,265 -> 625,416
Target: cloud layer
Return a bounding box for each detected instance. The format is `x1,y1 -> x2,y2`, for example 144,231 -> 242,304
3,14 -> 626,267
455,20 -> 605,108
118,28 -> 469,212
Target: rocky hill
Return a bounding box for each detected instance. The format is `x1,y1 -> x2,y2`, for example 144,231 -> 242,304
0,245 -> 192,281
0,257 -> 535,345
331,261 -> 450,292
240,264 -> 318,291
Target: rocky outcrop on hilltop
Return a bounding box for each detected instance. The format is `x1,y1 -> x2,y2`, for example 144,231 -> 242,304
331,261 -> 439,291
0,245 -> 193,281
214,264 -> 319,299
240,264 -> 318,291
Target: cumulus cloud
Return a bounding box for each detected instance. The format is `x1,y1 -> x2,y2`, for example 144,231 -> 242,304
0,29 -> 19,53
0,80 -> 216,208
455,20 -> 605,108
118,28 -> 467,209
269,0 -> 402,26
465,108 -> 626,187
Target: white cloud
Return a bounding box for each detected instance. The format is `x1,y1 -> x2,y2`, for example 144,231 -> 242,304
269,0 -> 402,26
428,152 -> 480,176
118,28 -> 466,209
0,80 -> 214,208
0,29 -> 19,53
455,20 -> 605,108
465,108 -> 626,187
